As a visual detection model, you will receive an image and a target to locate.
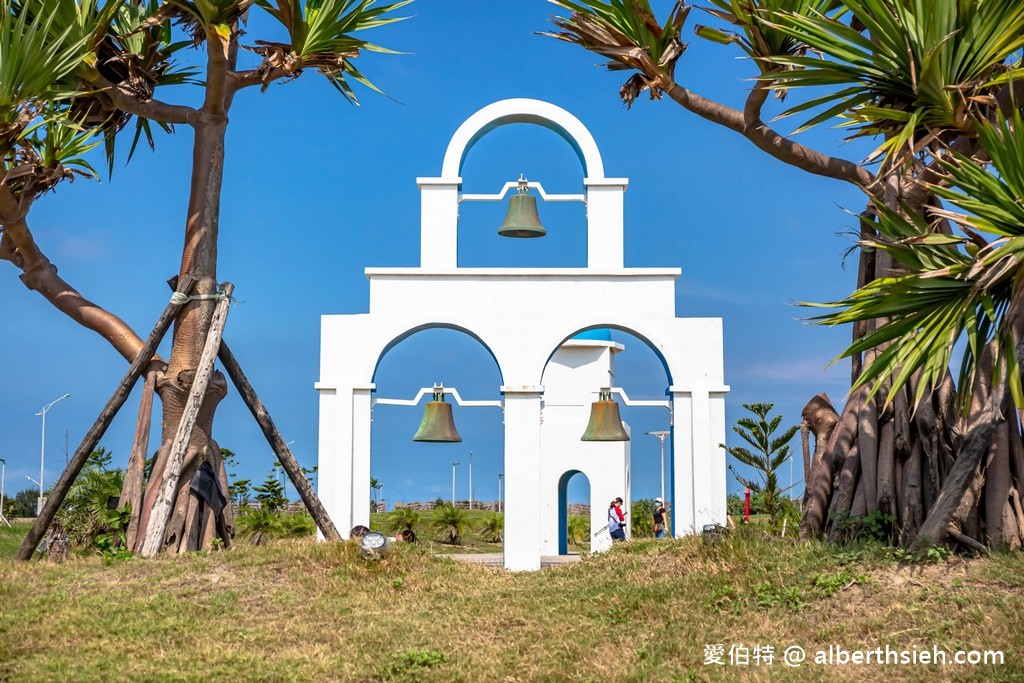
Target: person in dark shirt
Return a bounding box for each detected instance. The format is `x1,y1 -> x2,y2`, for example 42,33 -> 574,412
652,498 -> 667,538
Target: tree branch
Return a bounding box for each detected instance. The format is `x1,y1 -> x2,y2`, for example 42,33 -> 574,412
664,82 -> 876,189
86,74 -> 198,126
225,66 -> 289,99
0,187 -> 148,363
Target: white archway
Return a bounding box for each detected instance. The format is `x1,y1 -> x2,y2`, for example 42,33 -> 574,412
317,99 -> 729,571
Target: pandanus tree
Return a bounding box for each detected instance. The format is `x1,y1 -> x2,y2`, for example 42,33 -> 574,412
543,0 -> 1024,550
0,0 -> 408,555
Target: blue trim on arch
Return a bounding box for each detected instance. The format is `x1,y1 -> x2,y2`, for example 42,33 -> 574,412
543,324 -> 674,387
369,322 -> 505,386
457,114 -> 590,182
558,469 -> 586,555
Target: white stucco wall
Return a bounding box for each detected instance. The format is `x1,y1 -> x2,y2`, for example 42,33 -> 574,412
539,340 -> 629,556
316,99 -> 728,571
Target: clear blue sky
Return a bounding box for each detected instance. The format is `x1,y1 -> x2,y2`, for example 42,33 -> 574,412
1,1 -> 869,508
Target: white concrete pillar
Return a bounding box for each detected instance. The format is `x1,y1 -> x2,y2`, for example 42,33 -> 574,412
709,390 -> 729,526
689,389 -> 715,530
350,387 -> 374,530
417,178 -> 460,268
502,386 -> 543,571
315,384 -> 352,538
584,179 -> 627,269
670,388 -> 695,536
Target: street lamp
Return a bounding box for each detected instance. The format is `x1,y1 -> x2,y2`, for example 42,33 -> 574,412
646,431 -> 670,504
0,457 -> 9,527
451,461 -> 460,506
36,393 -> 71,515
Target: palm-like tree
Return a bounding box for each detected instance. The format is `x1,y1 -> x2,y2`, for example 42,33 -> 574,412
544,0 -> 1024,550
1,0 -> 408,556
432,504 -> 468,545
370,477 -> 383,510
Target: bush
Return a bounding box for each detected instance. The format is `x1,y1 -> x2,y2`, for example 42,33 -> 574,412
386,508 -> 421,537
236,506 -> 281,545
479,512 -> 503,543
566,514 -> 590,546
630,498 -> 656,538
55,448 -> 124,549
432,504 -> 468,545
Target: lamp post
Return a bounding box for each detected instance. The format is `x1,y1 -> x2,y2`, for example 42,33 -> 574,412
451,461 -> 460,506
36,393 -> 70,515
0,457 -> 9,527
468,450 -> 473,511
646,431 -> 669,504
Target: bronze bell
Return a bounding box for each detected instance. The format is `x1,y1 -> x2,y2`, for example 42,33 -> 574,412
498,179 -> 546,238
412,389 -> 462,442
581,389 -> 630,441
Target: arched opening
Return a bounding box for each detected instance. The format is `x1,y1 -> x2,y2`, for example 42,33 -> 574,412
557,470 -> 591,555
458,124 -> 587,269
369,328 -> 504,548
541,327 -> 675,538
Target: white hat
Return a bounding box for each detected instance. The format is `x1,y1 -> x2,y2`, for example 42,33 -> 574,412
655,497 -> 663,503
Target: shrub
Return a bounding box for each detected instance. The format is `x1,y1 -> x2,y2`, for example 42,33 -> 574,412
386,508 -> 421,537
432,504 -> 468,545
479,512 -> 503,543
721,403 -> 799,533
566,514 -> 590,546
55,448 -> 124,549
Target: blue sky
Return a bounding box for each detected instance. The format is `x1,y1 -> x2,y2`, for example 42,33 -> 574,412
0,1 -> 871,509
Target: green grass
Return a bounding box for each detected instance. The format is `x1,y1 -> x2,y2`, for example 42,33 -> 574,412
0,520 -> 31,558
1,526 -> 1022,681
369,508 -> 590,554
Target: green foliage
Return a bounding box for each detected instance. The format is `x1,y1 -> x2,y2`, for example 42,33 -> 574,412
55,447 -> 125,549
478,512 -> 503,543
630,498 -> 655,538
253,470 -> 287,513
94,504 -> 132,565
766,0 -> 1024,160
10,488 -> 38,518
254,0 -> 412,102
754,580 -> 804,612
385,508 -> 421,536
860,510 -> 895,543
431,504 -> 468,545
235,506 -> 281,546
221,448 -> 251,505
807,105 -> 1024,413
721,403 -> 799,533
376,647 -> 447,681
566,514 -> 590,546
278,512 -> 316,537
234,505 -> 315,545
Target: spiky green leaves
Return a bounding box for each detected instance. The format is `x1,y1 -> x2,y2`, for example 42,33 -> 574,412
542,0 -> 689,106
253,0 -> 410,102
766,0 -> 1024,161
806,105 -> 1024,413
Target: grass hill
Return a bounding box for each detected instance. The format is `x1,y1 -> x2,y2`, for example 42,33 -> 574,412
1,521 -> 1021,681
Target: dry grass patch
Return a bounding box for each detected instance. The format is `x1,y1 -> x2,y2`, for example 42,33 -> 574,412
0,529 -> 1021,681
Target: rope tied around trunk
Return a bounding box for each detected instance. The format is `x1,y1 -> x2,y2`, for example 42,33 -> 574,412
169,291 -> 234,305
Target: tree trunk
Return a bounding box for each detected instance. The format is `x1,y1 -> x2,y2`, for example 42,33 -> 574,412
139,284 -> 233,557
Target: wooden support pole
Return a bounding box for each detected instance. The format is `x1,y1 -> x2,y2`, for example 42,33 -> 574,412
16,276 -> 197,561
120,370 -> 157,550
218,340 -> 341,541
139,282 -> 234,557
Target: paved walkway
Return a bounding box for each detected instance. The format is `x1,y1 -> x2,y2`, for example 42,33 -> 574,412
441,553 -> 582,568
